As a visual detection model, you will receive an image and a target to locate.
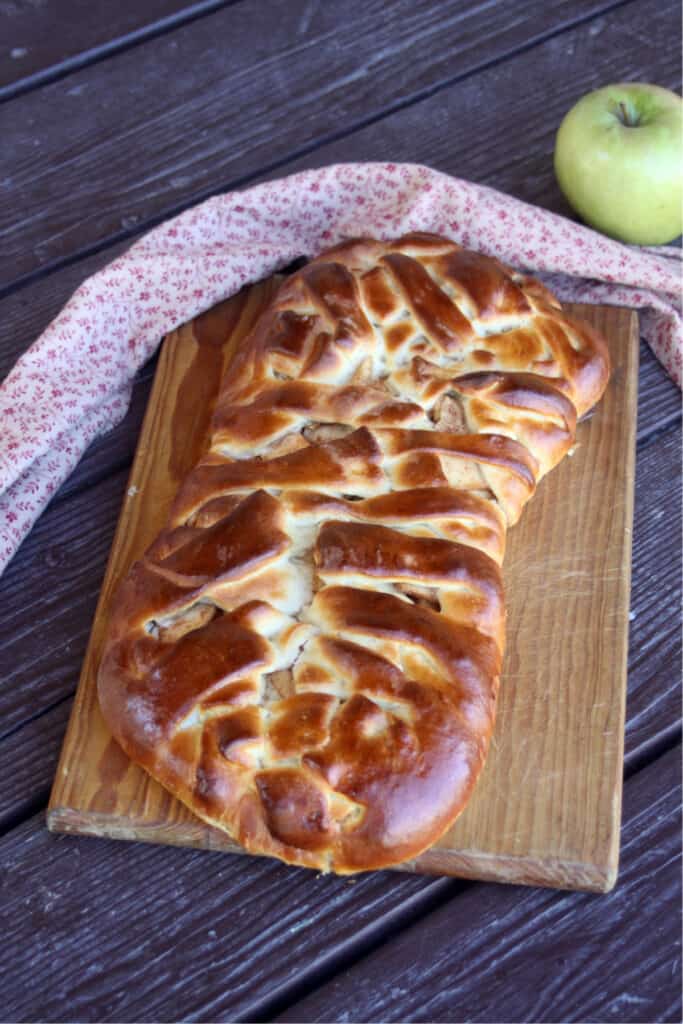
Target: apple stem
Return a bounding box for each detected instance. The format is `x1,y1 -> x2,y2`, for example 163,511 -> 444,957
618,100 -> 637,127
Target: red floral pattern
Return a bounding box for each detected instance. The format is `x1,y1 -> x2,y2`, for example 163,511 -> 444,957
0,162 -> 680,574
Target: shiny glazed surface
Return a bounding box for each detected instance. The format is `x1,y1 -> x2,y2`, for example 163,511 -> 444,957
98,233 -> 610,872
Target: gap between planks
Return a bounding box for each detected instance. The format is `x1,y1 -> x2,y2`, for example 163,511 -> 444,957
0,0 -> 244,104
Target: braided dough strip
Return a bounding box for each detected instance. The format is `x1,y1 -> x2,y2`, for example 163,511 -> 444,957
98,234 -> 610,872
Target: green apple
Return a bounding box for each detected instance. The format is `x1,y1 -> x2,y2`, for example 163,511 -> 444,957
554,83 -> 683,244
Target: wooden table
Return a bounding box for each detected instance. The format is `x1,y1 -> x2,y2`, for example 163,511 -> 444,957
0,2 -> 680,1021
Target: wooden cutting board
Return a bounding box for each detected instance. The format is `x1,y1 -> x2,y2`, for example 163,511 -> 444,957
47,283 -> 638,892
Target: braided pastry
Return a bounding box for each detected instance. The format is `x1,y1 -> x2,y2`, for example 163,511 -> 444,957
98,233 -> 610,873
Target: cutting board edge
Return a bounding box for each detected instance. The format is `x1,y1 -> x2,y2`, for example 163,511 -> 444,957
47,330 -> 181,820
46,804 -> 617,892
602,305 -> 639,892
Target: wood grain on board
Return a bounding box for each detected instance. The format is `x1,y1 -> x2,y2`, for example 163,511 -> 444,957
48,289 -> 638,892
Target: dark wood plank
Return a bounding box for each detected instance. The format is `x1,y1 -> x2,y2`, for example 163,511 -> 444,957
278,744 -> 682,1024
624,426 -> 682,759
0,0 -> 230,99
276,0 -> 681,221
1,742 -> 678,1023
0,812 -> 452,1023
0,415 -> 678,831
637,340 -> 681,442
0,698 -> 72,834
0,0 -> 654,290
0,469 -> 129,738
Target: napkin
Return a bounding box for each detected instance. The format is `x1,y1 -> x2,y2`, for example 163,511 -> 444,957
0,162 -> 680,576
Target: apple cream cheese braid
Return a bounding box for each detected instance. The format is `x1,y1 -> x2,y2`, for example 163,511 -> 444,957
98,233 -> 610,872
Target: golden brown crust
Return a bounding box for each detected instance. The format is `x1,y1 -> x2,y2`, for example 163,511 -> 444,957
98,233 -> 610,872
